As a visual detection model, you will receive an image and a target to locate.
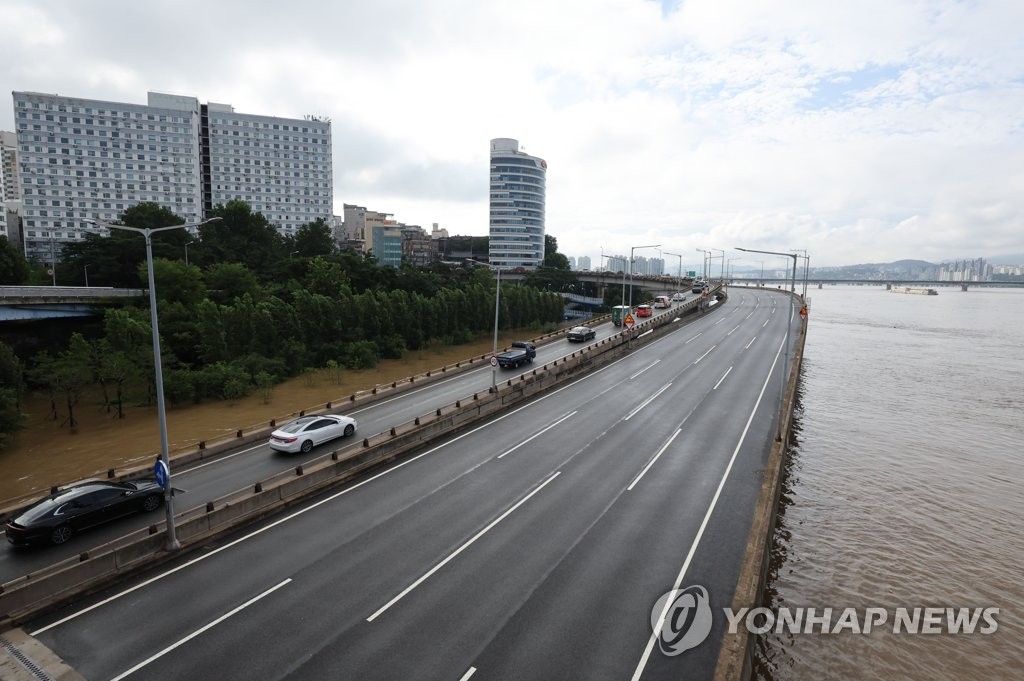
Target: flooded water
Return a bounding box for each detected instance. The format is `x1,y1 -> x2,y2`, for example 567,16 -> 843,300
0,333 -> 527,505
755,286 -> 1024,679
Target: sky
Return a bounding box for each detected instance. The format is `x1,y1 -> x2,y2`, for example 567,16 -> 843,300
2,0 -> 1023,270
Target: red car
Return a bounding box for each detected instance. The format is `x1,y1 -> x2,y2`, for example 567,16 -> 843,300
636,304 -> 653,317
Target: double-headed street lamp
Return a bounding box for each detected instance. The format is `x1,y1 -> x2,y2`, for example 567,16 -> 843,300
736,246 -> 800,442
696,248 -> 711,280
85,216 -> 221,550
627,244 -> 660,308
664,251 -> 684,296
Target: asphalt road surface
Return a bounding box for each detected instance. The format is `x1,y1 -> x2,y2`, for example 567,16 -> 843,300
18,288 -> 800,680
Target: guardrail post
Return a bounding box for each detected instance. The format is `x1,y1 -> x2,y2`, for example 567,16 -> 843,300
295,465 -> 303,475
254,482 -> 262,493
206,501 -> 214,512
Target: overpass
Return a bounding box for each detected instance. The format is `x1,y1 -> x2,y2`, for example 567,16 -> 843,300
0,286 -> 145,321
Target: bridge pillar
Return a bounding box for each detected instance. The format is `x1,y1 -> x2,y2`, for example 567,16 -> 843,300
885,282 -> 892,290
961,283 -> 969,292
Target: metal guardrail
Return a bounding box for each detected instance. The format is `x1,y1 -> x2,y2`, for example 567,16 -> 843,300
0,286 -> 146,300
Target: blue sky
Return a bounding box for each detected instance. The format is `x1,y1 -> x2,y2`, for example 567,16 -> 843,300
2,0 -> 1022,267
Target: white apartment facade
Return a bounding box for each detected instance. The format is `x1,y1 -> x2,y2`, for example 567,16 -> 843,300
488,138 -> 546,269
11,90 -> 332,264
202,103 -> 332,237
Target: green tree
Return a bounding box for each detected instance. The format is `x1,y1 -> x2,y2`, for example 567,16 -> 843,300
542,234 -> 571,270
204,262 -> 260,305
142,258 -> 207,307
58,202 -> 189,288
0,387 -> 25,451
200,200 -> 285,278
293,218 -> 336,257
0,236 -> 31,284
304,256 -> 351,297
30,336 -> 93,431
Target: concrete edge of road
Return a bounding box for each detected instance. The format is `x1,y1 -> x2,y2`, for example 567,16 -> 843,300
0,290 -> 725,628
0,627 -> 86,681
713,296 -> 808,681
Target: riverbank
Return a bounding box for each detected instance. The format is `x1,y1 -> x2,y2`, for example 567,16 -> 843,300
0,333 -> 528,504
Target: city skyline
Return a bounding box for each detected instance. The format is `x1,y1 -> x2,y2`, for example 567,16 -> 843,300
2,1 -> 1022,267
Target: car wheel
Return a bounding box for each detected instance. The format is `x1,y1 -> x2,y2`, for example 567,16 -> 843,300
50,525 -> 74,545
142,494 -> 162,512
300,439 -> 314,454
344,424 -> 355,437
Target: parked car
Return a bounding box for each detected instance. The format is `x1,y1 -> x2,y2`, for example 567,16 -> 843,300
5,480 -> 164,547
496,341 -> 537,369
636,304 -> 653,317
269,414 -> 357,454
567,326 -> 597,342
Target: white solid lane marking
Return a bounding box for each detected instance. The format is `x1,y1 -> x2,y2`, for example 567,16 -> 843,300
624,383 -> 672,421
459,668 -> 477,681
630,334 -> 787,681
629,359 -> 661,380
366,471 -> 561,622
108,578 -> 292,681
713,367 -> 733,390
497,412 -> 577,459
693,345 -> 716,365
627,429 -> 681,491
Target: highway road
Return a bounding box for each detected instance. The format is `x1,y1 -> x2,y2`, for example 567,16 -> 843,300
1,301 -> 656,581
13,288 -> 800,680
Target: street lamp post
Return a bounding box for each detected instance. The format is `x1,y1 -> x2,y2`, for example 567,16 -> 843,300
664,251 -> 683,297
696,248 -> 711,281
727,257 -> 741,281
85,217 -> 221,550
711,248 -> 725,281
83,264 -> 90,288
629,244 -> 660,308
185,240 -> 195,268
737,246 -> 800,441
467,259 -> 503,391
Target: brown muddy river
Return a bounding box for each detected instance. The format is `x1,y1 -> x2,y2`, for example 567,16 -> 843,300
0,334 -> 525,505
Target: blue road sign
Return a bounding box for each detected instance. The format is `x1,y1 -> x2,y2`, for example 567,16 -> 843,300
154,459 -> 169,488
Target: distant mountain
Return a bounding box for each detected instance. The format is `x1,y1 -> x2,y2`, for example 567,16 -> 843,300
809,260 -> 935,280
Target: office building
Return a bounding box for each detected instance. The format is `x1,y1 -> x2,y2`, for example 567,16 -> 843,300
488,138 -> 546,269
10,90 -> 332,264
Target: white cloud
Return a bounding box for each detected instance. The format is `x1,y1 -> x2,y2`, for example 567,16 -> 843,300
1,0 -> 1022,265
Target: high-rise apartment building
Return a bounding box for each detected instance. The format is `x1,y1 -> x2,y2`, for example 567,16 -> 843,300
201,102 -> 331,236
10,91 -> 332,264
488,138 -> 546,269
1,130 -> 20,240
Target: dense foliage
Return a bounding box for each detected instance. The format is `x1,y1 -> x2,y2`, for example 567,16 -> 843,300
0,201 -> 571,448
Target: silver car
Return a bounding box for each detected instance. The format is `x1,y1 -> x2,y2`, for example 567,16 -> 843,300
269,414 -> 357,454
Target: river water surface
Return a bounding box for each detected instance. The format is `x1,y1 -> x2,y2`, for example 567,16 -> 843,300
755,286 -> 1023,679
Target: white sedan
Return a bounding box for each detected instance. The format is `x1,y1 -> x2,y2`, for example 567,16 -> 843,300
269,414 -> 357,454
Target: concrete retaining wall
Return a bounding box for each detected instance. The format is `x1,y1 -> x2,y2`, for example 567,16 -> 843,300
714,295 -> 808,681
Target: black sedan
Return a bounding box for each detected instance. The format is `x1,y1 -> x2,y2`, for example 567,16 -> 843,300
5,480 -> 164,547
567,325 -> 597,342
